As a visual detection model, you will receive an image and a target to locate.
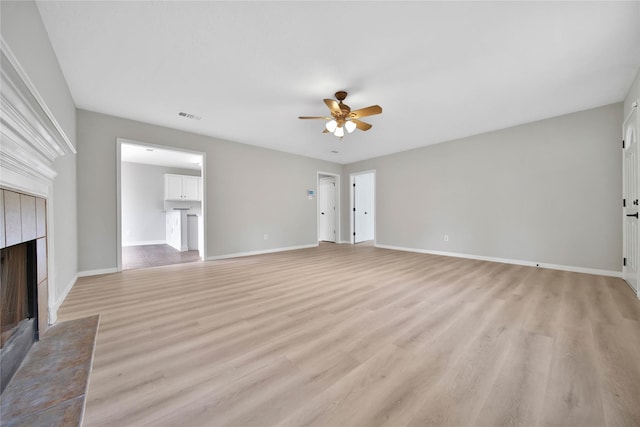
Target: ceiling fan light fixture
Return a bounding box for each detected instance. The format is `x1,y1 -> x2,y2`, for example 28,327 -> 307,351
299,91 -> 382,139
345,120 -> 356,133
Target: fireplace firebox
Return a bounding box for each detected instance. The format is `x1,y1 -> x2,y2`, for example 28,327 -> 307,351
0,240 -> 39,393
0,189 -> 49,394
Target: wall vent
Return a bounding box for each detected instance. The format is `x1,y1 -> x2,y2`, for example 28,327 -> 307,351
178,112 -> 202,120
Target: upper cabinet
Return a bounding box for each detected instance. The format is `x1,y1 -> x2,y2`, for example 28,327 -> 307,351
165,174 -> 183,200
182,176 -> 200,201
164,174 -> 201,201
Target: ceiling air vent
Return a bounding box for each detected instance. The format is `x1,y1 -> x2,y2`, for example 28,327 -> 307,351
178,111 -> 201,120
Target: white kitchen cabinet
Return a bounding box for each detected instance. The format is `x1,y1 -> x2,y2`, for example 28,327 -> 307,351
165,174 -> 183,200
166,211 -> 188,251
164,174 -> 201,201
182,176 -> 200,201
167,211 -> 201,253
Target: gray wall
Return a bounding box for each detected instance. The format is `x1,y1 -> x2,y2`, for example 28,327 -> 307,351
77,110 -> 341,272
343,103 -> 622,272
121,162 -> 199,245
1,1 -> 78,304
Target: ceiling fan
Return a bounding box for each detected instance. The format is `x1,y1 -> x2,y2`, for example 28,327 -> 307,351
299,91 -> 382,139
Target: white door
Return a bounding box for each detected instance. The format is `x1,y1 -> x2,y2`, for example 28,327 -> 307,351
318,177 -> 336,242
354,172 -> 375,243
623,103 -> 639,296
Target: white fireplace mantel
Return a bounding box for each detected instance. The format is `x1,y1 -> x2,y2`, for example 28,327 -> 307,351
0,37 -> 76,197
1,36 -> 77,325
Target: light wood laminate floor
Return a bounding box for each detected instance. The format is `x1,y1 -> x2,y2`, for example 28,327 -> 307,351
58,243 -> 640,426
122,244 -> 200,270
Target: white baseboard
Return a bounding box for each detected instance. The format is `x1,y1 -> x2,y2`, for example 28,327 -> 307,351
622,280 -> 640,299
374,244 -> 622,278
318,240 -> 350,245
207,243 -> 318,261
50,273 -> 78,324
122,240 -> 166,247
77,267 -> 119,277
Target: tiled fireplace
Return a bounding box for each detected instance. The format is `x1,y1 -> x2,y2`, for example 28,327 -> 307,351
0,38 -> 76,391
0,190 -> 49,392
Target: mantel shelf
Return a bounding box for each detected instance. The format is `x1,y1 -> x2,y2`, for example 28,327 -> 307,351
0,37 -> 75,197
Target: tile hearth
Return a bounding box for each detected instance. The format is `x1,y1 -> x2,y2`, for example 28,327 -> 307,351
0,315 -> 99,426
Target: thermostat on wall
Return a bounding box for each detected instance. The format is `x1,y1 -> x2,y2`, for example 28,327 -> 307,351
307,189 -> 315,199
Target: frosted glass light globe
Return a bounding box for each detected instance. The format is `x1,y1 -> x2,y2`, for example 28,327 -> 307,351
325,120 -> 338,133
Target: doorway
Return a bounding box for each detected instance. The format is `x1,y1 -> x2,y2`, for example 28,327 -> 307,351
317,172 -> 340,243
350,171 -> 375,244
623,102 -> 640,298
116,139 -> 207,271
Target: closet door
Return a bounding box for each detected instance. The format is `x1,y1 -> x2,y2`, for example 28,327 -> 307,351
623,102 -> 639,297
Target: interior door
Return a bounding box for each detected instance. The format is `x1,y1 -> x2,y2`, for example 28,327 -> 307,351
354,173 -> 375,243
319,177 -> 336,242
623,104 -> 639,295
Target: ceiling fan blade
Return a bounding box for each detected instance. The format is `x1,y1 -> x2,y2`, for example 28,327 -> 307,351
352,119 -> 372,131
322,128 -> 330,133
349,105 -> 382,119
298,116 -> 330,120
324,99 -> 342,115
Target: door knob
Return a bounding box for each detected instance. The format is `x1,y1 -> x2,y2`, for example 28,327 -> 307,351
321,212 -> 325,215
364,212 -> 368,214
627,213 -> 639,218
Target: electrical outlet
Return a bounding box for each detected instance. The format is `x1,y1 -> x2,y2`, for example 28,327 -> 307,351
444,234 -> 449,242
263,234 -> 268,240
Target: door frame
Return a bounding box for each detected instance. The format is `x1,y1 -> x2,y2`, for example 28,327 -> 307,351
316,171 -> 340,244
116,138 -> 207,271
350,170 -> 376,244
622,100 -> 640,299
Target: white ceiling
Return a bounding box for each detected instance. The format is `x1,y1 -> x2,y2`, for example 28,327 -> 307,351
37,1 -> 640,165
121,142 -> 202,171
